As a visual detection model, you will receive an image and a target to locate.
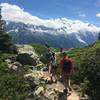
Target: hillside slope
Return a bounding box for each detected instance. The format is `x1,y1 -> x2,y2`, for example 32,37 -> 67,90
67,40 -> 100,100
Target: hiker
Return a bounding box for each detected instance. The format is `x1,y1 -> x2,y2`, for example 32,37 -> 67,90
60,52 -> 73,94
46,49 -> 57,82
60,47 -> 63,53
50,52 -> 57,82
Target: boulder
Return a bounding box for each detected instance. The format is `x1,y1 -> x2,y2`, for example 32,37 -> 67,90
17,45 -> 38,59
5,59 -> 11,64
16,53 -> 37,66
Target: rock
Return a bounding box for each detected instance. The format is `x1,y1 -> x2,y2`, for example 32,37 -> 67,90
7,64 -> 18,72
13,61 -> 22,67
34,86 -> 44,95
41,66 -> 48,71
24,69 -> 70,100
17,45 -> 38,58
16,44 -> 41,66
32,66 -> 37,70
12,65 -> 18,71
34,78 -> 41,85
36,63 -> 45,70
5,59 -> 11,64
16,53 -> 37,65
7,61 -> 25,73
80,94 -> 89,100
43,81 -> 66,100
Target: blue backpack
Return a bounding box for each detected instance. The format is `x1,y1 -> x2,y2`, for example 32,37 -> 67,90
46,52 -> 53,61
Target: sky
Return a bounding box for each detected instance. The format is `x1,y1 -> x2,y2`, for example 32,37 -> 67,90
0,0 -> 100,26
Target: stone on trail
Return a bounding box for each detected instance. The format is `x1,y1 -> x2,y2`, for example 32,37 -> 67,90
34,86 -> 44,95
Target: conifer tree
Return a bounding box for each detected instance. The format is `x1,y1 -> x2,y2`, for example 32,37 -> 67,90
0,6 -> 17,53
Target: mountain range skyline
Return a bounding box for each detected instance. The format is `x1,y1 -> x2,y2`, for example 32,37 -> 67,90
0,3 -> 100,48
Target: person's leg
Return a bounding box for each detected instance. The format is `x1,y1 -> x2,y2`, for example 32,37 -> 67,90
62,72 -> 71,89
48,62 -> 51,74
52,68 -> 57,83
66,75 -> 72,92
62,71 -> 67,88
49,63 -> 54,82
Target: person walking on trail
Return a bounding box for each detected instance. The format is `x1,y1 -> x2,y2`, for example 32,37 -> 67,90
46,49 -> 57,83
60,47 -> 63,53
60,52 -> 73,94
50,52 -> 57,83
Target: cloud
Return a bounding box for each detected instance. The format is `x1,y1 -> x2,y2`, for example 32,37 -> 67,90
96,13 -> 100,17
0,3 -> 99,32
0,3 -> 64,28
79,13 -> 86,17
0,3 -> 45,25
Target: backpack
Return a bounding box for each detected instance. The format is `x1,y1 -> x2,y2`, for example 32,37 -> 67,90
46,52 -> 53,61
62,59 -> 72,73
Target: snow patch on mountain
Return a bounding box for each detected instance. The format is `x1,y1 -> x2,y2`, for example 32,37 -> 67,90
76,34 -> 88,45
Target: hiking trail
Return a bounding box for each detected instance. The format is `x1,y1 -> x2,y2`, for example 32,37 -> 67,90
67,91 -> 80,100
25,70 -> 80,100
19,45 -> 80,100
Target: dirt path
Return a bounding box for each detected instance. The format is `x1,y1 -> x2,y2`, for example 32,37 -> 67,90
44,71 -> 80,100
67,91 -> 80,100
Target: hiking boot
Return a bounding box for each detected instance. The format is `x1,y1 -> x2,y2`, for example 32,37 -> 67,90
67,92 -> 72,97
63,89 -> 72,96
67,88 -> 72,96
63,89 -> 68,94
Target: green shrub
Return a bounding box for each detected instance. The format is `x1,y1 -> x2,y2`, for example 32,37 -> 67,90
31,44 -> 48,56
67,41 -> 100,99
0,54 -> 32,99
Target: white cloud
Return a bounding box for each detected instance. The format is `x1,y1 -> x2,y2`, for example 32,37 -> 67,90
0,3 -> 100,32
79,13 -> 86,17
0,3 -> 44,24
0,3 -> 65,28
96,13 -> 100,17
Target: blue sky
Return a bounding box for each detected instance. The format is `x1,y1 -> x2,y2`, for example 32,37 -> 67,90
0,0 -> 100,26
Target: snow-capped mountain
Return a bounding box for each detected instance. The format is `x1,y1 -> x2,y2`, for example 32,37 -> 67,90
1,3 -> 100,48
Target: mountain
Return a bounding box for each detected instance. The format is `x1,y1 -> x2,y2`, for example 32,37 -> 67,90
6,20 -> 100,48
1,3 -> 100,48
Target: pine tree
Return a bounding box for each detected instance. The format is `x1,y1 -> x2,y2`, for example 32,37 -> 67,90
0,6 -> 17,53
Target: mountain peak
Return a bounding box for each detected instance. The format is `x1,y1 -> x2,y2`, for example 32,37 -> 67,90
1,3 -> 100,48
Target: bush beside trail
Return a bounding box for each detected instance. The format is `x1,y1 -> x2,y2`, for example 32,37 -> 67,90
68,41 -> 100,100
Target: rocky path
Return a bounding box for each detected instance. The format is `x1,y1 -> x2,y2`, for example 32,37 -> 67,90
67,91 -> 80,100
25,70 -> 80,100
